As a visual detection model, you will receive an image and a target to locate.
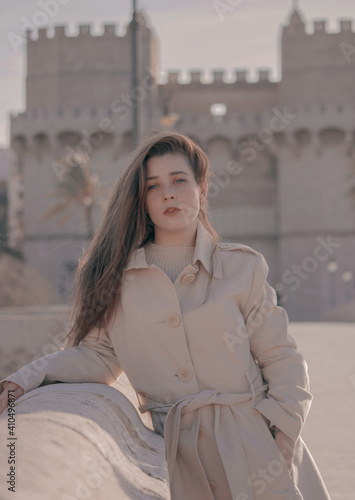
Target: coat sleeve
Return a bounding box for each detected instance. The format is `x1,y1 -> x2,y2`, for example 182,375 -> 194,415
0,326 -> 123,395
242,252 -> 313,443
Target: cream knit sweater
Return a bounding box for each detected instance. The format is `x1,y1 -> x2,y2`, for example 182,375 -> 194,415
144,241 -> 194,283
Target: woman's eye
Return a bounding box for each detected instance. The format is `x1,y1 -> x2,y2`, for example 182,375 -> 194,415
147,179 -> 186,190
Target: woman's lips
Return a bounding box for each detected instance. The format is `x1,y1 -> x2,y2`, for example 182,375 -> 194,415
164,208 -> 181,215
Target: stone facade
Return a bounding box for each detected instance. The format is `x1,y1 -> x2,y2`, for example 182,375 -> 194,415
8,8 -> 355,320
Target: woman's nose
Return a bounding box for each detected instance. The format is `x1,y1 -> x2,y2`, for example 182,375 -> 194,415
163,190 -> 176,200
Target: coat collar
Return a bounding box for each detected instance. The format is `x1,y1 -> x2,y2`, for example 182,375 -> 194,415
123,219 -> 223,279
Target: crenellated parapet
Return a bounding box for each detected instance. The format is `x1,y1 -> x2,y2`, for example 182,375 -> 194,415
311,18 -> 353,34
26,22 -> 126,41
24,13 -> 158,111
283,8 -> 354,36
25,9 -> 151,42
281,9 -> 355,104
165,67 -> 274,86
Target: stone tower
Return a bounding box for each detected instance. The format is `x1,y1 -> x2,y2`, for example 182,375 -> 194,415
10,13 -> 159,296
277,7 -> 355,319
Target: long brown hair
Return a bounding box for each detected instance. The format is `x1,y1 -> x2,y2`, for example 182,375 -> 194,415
62,130 -> 221,348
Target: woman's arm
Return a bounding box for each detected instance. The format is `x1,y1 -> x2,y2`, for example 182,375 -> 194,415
242,252 -> 313,444
0,326 -> 123,396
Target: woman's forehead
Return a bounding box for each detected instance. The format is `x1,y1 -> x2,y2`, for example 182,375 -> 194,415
146,153 -> 192,177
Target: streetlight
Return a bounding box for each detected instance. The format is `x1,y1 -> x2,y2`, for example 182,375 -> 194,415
210,103 -> 227,123
131,0 -> 141,147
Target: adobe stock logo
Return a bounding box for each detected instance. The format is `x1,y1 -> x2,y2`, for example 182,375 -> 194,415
280,236 -> 341,292
8,0 -> 71,54
340,38 -> 355,63
213,0 -> 245,21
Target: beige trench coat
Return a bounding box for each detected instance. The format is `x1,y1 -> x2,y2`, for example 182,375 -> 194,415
1,220 -> 331,500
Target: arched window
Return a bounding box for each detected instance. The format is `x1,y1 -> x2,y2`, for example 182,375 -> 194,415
34,133 -> 49,147
319,128 -> 346,147
294,129 -> 312,148
33,133 -> 50,162
92,131 -> 114,148
12,135 -> 27,153
236,135 -> 277,179
57,131 -> 81,149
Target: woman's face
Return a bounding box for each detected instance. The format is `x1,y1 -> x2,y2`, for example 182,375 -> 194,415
145,153 -> 207,241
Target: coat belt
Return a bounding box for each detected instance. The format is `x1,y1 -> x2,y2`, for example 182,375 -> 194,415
138,378 -> 269,493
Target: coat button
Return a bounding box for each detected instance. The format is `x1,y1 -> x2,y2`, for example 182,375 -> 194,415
208,480 -> 217,493
198,426 -> 204,439
177,368 -> 192,382
218,242 -> 230,249
181,273 -> 195,284
166,314 -> 180,327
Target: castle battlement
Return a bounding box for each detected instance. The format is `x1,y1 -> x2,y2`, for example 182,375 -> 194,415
283,8 -> 354,36
165,68 -> 274,85
281,9 -> 355,104
25,14 -> 355,43
25,10 -> 151,42
310,18 -> 353,34
24,12 -> 156,111
26,23 -> 127,41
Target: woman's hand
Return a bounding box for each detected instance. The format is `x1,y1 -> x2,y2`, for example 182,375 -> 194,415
274,428 -> 296,473
0,382 -> 24,416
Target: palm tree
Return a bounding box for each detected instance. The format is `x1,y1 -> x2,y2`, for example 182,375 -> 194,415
41,156 -> 106,240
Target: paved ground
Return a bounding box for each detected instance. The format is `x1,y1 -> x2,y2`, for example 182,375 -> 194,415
290,323 -> 355,500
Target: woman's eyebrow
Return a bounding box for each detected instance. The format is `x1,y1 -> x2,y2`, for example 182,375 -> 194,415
146,170 -> 189,181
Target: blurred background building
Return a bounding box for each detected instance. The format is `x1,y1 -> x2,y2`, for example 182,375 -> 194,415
3,5 -> 355,320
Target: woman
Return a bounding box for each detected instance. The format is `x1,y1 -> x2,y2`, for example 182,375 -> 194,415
0,131 -> 330,500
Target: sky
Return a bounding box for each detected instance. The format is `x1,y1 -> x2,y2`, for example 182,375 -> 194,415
0,0 -> 354,148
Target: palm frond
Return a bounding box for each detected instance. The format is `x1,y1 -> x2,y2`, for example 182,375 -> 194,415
41,198 -> 76,222
43,157 -> 100,238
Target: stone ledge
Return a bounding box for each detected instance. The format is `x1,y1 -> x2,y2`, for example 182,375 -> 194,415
0,374 -> 170,499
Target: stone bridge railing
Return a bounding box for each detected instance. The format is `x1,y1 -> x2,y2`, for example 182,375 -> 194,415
0,373 -> 170,500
